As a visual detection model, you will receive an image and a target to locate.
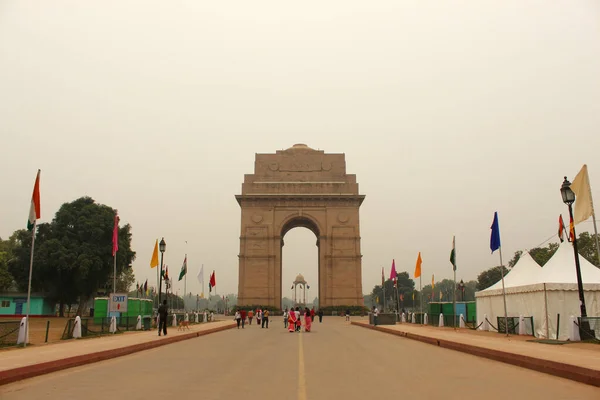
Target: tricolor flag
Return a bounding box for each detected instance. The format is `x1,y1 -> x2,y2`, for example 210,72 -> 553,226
27,170 -> 41,231
569,214 -> 575,242
558,215 -> 565,243
179,255 -> 187,281
450,236 -> 457,271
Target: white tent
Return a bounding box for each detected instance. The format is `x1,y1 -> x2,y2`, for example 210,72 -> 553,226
476,241 -> 600,340
485,251 -> 542,291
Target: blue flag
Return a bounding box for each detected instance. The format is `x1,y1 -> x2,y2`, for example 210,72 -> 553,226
490,212 -> 501,253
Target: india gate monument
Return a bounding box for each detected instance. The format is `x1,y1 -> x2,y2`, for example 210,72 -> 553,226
236,144 -> 365,308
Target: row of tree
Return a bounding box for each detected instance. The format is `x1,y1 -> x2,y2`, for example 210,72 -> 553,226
1,197 -> 136,316
370,232 -> 599,308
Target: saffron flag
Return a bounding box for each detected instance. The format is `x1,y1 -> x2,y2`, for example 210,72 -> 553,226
412,292 -> 415,301
432,274 -> 435,290
150,239 -> 159,268
179,255 -> 187,281
558,215 -> 565,243
414,252 -> 422,278
376,296 -> 379,304
439,291 -> 443,300
390,259 -> 397,286
27,170 -> 41,231
490,212 -> 501,253
144,279 -> 148,295
112,213 -> 119,257
571,165 -> 594,225
450,236 -> 456,270
569,214 -> 575,242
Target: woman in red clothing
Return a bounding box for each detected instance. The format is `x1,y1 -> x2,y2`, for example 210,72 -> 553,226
288,308 -> 297,332
304,307 -> 312,332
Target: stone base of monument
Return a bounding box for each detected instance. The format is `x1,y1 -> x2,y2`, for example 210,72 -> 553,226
369,313 -> 396,325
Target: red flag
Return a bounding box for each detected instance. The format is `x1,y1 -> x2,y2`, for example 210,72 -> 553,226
210,271 -> 216,288
112,213 -> 119,256
558,215 -> 565,243
390,259 -> 397,287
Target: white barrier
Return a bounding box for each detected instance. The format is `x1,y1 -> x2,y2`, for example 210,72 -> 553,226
481,314 -> 489,331
459,314 -> 465,328
569,315 -> 581,341
438,313 -> 444,327
17,317 -> 27,345
109,316 -> 117,333
518,315 -> 525,335
72,316 -> 82,338
424,313 -> 428,325
172,314 -> 177,327
136,315 -> 142,330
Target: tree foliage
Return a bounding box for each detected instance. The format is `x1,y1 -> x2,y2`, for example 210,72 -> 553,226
508,242 -> 559,268
476,266 -> 509,290
0,237 -> 15,291
577,232 -> 599,266
7,197 -> 136,315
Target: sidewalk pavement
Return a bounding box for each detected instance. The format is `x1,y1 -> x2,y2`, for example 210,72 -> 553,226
0,320 -> 235,385
352,321 -> 600,387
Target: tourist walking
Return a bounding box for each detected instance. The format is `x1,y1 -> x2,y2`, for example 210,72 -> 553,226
256,308 -> 262,327
318,309 -> 323,323
248,309 -> 254,325
310,307 -> 315,322
295,307 -> 301,331
235,309 -> 241,329
240,309 -> 247,329
158,299 -> 168,336
372,306 -> 379,326
288,307 -> 297,332
283,308 -> 289,329
304,307 -> 312,332
262,309 -> 269,328
345,308 -> 350,321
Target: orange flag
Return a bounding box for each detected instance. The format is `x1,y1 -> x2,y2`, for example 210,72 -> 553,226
414,252 -> 422,278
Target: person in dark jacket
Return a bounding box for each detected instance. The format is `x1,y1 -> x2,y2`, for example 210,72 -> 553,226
318,309 -> 324,323
158,300 -> 168,336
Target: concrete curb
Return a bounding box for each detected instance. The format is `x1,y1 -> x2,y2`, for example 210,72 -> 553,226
352,321 -> 600,387
0,323 -> 236,386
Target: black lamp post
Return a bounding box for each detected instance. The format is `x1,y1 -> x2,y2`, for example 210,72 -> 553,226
158,238 -> 166,303
561,177 -> 594,339
458,279 -> 465,302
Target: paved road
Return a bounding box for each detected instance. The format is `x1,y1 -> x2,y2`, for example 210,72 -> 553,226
2,317 -> 598,399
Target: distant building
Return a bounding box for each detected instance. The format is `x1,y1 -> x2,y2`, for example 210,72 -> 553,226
0,293 -> 56,317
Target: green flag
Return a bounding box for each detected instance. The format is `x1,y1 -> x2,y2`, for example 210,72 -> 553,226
179,255 -> 187,281
450,236 -> 456,271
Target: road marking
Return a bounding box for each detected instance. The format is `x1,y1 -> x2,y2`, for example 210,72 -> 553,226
298,333 -> 307,400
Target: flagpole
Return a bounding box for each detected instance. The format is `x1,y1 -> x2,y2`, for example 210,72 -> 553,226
583,167 -> 600,267
419,275 -> 422,324
499,247 -> 509,337
24,221 -> 36,348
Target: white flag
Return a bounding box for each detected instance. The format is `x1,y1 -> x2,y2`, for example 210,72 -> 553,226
571,165 -> 595,225
197,265 -> 204,285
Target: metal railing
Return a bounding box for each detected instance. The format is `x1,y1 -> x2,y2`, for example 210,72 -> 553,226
577,317 -> 600,340
0,321 -> 21,347
496,316 -> 534,335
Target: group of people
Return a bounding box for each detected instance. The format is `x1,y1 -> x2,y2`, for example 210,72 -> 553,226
233,306 -> 324,333
284,307 -> 323,333
234,307 -> 270,329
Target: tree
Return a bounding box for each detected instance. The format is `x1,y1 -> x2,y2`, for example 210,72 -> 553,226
476,266 -> 509,290
8,197 -> 136,316
0,237 -> 15,291
576,232 -> 599,266
370,271 -> 416,311
508,242 -> 559,268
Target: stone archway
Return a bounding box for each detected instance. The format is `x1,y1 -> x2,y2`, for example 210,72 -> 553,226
236,144 -> 365,308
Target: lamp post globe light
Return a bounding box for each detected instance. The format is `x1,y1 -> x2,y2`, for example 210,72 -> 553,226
158,238 -> 166,303
561,177 -> 594,339
458,279 -> 465,302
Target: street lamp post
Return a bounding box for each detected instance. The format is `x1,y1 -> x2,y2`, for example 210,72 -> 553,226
458,280 -> 465,302
561,177 -> 594,339
158,238 -> 166,304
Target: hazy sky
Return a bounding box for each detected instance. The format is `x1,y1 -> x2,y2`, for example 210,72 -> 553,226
1,1 -> 599,299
